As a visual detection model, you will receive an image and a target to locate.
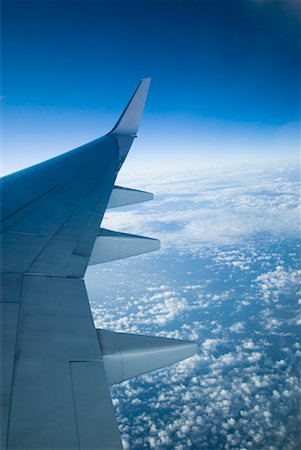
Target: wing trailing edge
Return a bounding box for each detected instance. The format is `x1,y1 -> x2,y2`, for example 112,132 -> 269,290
97,329 -> 197,385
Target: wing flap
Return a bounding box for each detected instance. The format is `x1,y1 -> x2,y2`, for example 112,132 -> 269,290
1,303 -> 20,449
5,276 -> 122,450
70,361 -> 122,450
1,274 -> 23,449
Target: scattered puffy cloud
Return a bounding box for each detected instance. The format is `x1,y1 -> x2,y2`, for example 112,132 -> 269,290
110,334 -> 300,450
256,265 -> 301,303
229,322 -> 245,333
86,163 -> 301,449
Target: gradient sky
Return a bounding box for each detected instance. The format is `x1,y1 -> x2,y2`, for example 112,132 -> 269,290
1,0 -> 300,175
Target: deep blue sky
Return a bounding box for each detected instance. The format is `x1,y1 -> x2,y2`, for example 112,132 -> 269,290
1,0 -> 300,174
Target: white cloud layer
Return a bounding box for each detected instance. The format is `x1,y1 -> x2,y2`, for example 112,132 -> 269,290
103,164 -> 300,250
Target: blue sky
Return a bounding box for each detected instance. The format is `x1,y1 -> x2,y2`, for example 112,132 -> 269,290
1,0 -> 300,174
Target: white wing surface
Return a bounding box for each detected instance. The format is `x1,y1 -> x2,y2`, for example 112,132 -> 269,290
0,79 -> 197,449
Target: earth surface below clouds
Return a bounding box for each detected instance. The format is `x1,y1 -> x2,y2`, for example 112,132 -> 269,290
86,163 -> 300,450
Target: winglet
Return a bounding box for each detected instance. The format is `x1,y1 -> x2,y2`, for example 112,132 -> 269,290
110,78 -> 151,136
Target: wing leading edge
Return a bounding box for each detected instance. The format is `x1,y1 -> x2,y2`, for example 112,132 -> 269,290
0,79 -> 197,449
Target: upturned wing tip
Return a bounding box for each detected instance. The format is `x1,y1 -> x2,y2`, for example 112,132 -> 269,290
110,78 -> 151,136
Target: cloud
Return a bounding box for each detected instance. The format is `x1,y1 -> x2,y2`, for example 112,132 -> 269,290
229,322 -> 245,333
86,163 -> 301,450
202,338 -> 221,351
110,338 -> 300,450
256,265 -> 301,303
103,165 -> 300,251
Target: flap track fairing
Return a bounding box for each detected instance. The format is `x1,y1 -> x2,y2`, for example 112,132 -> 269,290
107,186 -> 153,209
89,228 -> 160,265
97,329 -> 197,385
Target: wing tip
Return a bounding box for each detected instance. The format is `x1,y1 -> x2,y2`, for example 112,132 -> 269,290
110,78 -> 151,136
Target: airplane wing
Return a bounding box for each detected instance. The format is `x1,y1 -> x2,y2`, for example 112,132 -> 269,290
0,79 -> 197,450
